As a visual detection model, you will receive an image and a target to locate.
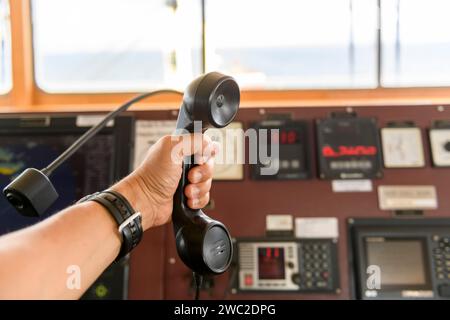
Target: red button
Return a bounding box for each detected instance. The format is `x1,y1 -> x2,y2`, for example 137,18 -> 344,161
244,274 -> 253,286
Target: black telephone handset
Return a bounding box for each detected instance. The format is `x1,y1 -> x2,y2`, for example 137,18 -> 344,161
173,72 -> 240,275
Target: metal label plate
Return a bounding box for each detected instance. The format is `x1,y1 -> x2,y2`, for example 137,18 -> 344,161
378,185 -> 438,210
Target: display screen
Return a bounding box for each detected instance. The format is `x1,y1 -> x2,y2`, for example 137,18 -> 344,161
316,117 -> 382,179
258,247 -> 285,280
0,134 -> 114,235
365,238 -> 428,286
280,130 -> 299,145
271,130 -> 299,145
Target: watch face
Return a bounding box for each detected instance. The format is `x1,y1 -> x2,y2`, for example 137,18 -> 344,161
381,127 -> 425,168
429,128 -> 450,167
205,122 -> 244,180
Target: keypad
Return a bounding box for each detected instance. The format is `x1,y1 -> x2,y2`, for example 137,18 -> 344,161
432,236 -> 450,281
299,241 -> 333,290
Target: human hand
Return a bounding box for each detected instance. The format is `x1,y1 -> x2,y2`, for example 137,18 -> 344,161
113,134 -> 217,231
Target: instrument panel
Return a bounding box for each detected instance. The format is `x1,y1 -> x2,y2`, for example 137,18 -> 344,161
349,218 -> 450,300
121,104 -> 450,300
381,126 -> 425,168
250,119 -> 310,180
234,238 -> 339,293
316,114 -> 382,180
429,122 -> 450,167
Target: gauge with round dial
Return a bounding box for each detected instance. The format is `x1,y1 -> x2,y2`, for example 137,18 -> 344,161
429,128 -> 450,167
205,122 -> 244,180
381,127 -> 425,168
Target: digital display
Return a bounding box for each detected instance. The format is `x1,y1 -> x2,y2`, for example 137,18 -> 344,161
365,238 -> 427,286
273,129 -> 299,145
258,247 -> 285,280
271,130 -> 299,145
0,134 -> 114,235
316,117 -> 382,179
251,120 -> 310,180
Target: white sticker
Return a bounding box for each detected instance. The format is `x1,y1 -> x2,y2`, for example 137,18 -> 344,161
332,179 -> 373,192
133,120 -> 176,169
378,185 -> 438,210
266,215 -> 293,231
76,115 -> 114,127
295,217 -> 339,239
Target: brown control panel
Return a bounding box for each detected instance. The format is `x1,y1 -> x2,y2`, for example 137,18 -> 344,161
127,104 -> 450,300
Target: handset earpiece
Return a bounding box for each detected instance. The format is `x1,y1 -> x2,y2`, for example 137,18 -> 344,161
173,72 -> 240,275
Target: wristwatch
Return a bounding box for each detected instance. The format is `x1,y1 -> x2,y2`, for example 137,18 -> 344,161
77,189 -> 143,262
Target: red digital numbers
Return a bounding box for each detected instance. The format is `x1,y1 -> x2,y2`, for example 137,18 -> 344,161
279,130 -> 298,145
322,145 -> 377,158
270,129 -> 299,144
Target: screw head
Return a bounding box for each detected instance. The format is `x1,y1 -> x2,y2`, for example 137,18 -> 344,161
216,94 -> 225,108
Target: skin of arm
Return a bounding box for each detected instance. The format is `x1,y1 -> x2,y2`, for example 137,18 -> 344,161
0,134 -> 217,299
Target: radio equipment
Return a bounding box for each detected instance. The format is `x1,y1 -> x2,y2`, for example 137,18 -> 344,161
349,218 -> 450,300
233,238 -> 339,293
316,113 -> 382,179
251,119 -> 311,180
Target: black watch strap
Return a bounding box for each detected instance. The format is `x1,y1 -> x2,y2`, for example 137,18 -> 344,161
77,190 -> 143,262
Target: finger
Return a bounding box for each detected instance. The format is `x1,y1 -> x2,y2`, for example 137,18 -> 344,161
184,178 -> 212,199
167,134 -> 201,164
195,140 -> 219,165
174,133 -> 213,157
187,192 -> 210,210
188,156 -> 215,183
169,134 -> 216,165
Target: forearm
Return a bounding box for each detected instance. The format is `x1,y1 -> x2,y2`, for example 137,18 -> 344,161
0,201 -> 119,299
0,175 -> 147,299
0,134 -> 213,299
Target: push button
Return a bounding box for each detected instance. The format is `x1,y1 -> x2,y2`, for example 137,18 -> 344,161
244,274 -> 253,286
438,284 -> 450,298
291,273 -> 301,285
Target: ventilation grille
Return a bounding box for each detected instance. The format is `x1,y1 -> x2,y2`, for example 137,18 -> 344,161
238,244 -> 254,271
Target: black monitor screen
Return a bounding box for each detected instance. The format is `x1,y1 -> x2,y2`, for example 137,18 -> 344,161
258,247 -> 285,280
0,134 -> 114,235
365,238 -> 427,286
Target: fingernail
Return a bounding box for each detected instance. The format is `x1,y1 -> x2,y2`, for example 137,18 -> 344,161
193,171 -> 202,182
191,187 -> 200,196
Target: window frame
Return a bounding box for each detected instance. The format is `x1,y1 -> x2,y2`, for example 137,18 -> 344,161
2,0 -> 450,113
0,0 -> 12,96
